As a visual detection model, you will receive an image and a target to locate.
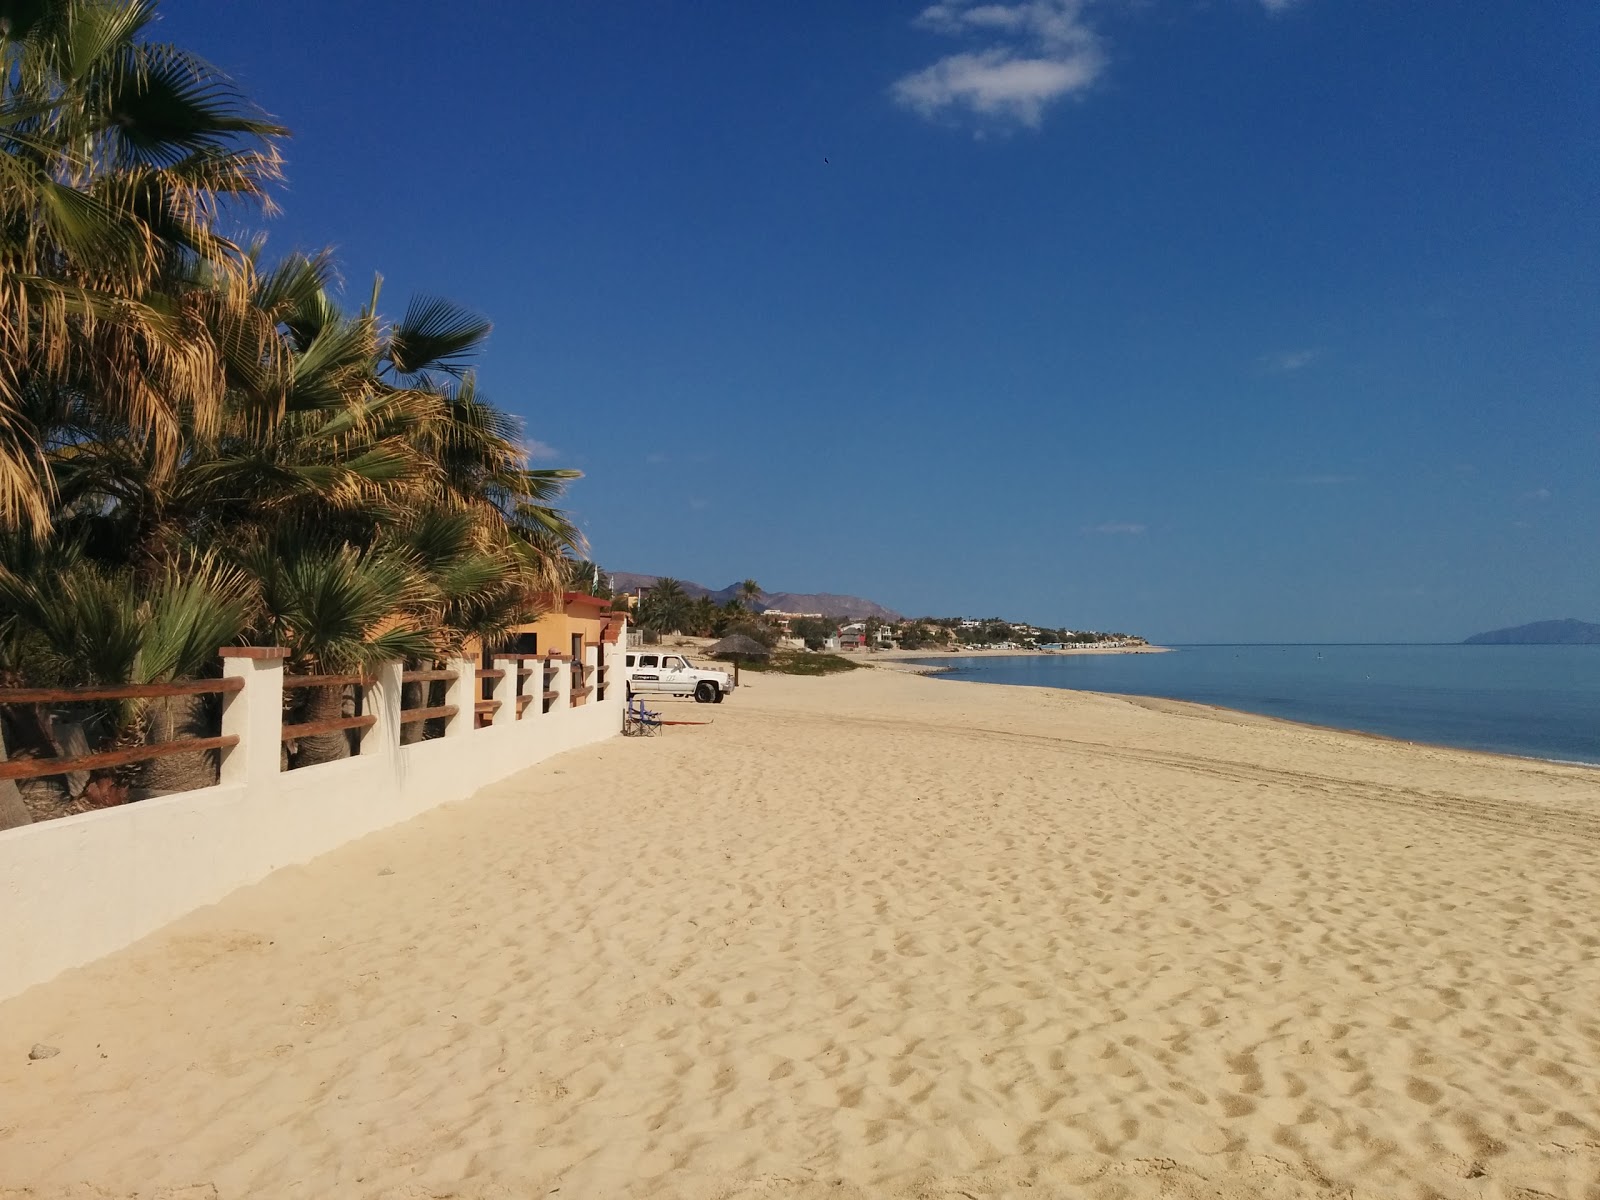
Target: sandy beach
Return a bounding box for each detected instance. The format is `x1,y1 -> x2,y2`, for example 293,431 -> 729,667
2,669 -> 1598,1199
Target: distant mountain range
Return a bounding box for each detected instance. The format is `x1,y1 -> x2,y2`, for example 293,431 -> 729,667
609,572 -> 903,622
1463,619 -> 1600,645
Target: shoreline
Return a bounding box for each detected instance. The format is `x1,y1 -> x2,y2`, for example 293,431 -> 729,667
863,644 -> 1171,676
890,652 -> 1600,772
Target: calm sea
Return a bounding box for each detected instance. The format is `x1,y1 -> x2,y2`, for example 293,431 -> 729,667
915,645 -> 1600,766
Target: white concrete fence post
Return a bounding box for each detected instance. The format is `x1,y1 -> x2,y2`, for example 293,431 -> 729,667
442,656 -> 474,737
361,660 -> 403,757
519,657 -> 542,722
219,647 -> 287,787
491,656 -> 517,727
552,652 -> 571,711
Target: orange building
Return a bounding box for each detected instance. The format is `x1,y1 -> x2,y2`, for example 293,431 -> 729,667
506,593 -> 617,660
464,594 -> 627,712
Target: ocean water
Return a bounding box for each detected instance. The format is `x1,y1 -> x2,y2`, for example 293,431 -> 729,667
915,645 -> 1600,766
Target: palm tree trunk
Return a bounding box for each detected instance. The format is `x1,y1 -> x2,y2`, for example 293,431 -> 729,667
399,680 -> 425,745
0,724 -> 33,830
135,694 -> 220,798
293,684 -> 354,767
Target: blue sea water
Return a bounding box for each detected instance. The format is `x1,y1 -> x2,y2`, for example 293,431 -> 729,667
915,645 -> 1600,766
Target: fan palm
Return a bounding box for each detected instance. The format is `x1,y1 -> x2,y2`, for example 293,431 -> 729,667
0,0 -> 288,529
1,3 -> 587,802
241,536 -> 433,766
0,544 -> 253,798
639,577 -> 690,635
687,594 -> 717,637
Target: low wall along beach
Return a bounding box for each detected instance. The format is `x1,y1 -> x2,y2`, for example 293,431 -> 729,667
0,636 -> 625,1001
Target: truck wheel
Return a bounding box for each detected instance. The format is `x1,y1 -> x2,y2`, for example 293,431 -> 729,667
713,690 -> 725,703
694,681 -> 716,703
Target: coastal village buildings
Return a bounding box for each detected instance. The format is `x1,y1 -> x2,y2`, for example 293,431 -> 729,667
760,609 -> 826,636
838,622 -> 894,650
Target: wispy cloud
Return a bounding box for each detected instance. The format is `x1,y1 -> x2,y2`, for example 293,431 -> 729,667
689,497 -> 710,511
522,438 -> 561,462
893,1 -> 1304,129
645,452 -> 669,464
892,1 -> 1106,128
1260,348 -> 1320,373
1289,473 -> 1358,486
1085,521 -> 1146,535
1521,487 -> 1552,503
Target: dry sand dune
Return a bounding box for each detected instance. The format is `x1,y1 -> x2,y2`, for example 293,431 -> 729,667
2,669 -> 1598,1199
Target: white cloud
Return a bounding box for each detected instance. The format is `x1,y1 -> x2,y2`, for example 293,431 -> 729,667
1260,348 -> 1319,373
892,1 -> 1105,127
1290,473 -> 1358,486
522,438 -> 561,462
894,1 -> 1305,129
1521,487 -> 1552,502
1085,521 -> 1146,535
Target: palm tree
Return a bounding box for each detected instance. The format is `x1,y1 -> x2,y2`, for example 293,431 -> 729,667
1,0 -> 288,529
687,595 -> 717,637
562,559 -> 611,599
0,546 -> 253,798
738,579 -> 763,611
0,2 -> 589,805
639,578 -> 690,635
243,537 -> 433,765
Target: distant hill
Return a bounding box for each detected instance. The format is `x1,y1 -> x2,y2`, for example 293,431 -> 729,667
610,572 -> 902,622
1463,619 -> 1600,645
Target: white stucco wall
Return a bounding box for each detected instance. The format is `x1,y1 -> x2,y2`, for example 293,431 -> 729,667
0,641 -> 624,1001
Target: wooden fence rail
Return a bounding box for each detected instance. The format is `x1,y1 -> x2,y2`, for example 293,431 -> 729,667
282,715 -> 377,742
398,704 -> 457,725
0,639 -> 616,790
0,678 -> 242,705
0,736 -> 239,782
281,674 -> 370,691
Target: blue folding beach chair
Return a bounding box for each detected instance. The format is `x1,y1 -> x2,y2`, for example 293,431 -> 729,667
624,697 -> 662,736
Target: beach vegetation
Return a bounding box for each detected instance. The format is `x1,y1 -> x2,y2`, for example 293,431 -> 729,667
740,650 -> 860,676
789,616 -> 836,651
564,560 -> 613,599
0,0 -> 583,811
637,577 -> 691,634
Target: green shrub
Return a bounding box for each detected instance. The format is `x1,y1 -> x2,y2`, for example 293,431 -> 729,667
740,651 -> 861,676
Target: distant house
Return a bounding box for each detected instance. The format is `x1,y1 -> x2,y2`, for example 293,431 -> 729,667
762,609 -> 825,636
838,621 -> 892,650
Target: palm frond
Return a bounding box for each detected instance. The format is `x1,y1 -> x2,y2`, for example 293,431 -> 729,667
385,295 -> 490,379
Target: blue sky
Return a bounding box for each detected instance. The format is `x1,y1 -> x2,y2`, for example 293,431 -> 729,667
163,1 -> 1596,642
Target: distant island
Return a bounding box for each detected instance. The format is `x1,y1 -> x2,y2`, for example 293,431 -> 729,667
1463,619 -> 1600,646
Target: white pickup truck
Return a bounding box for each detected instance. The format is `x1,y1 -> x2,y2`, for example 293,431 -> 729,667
622,651 -> 733,703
